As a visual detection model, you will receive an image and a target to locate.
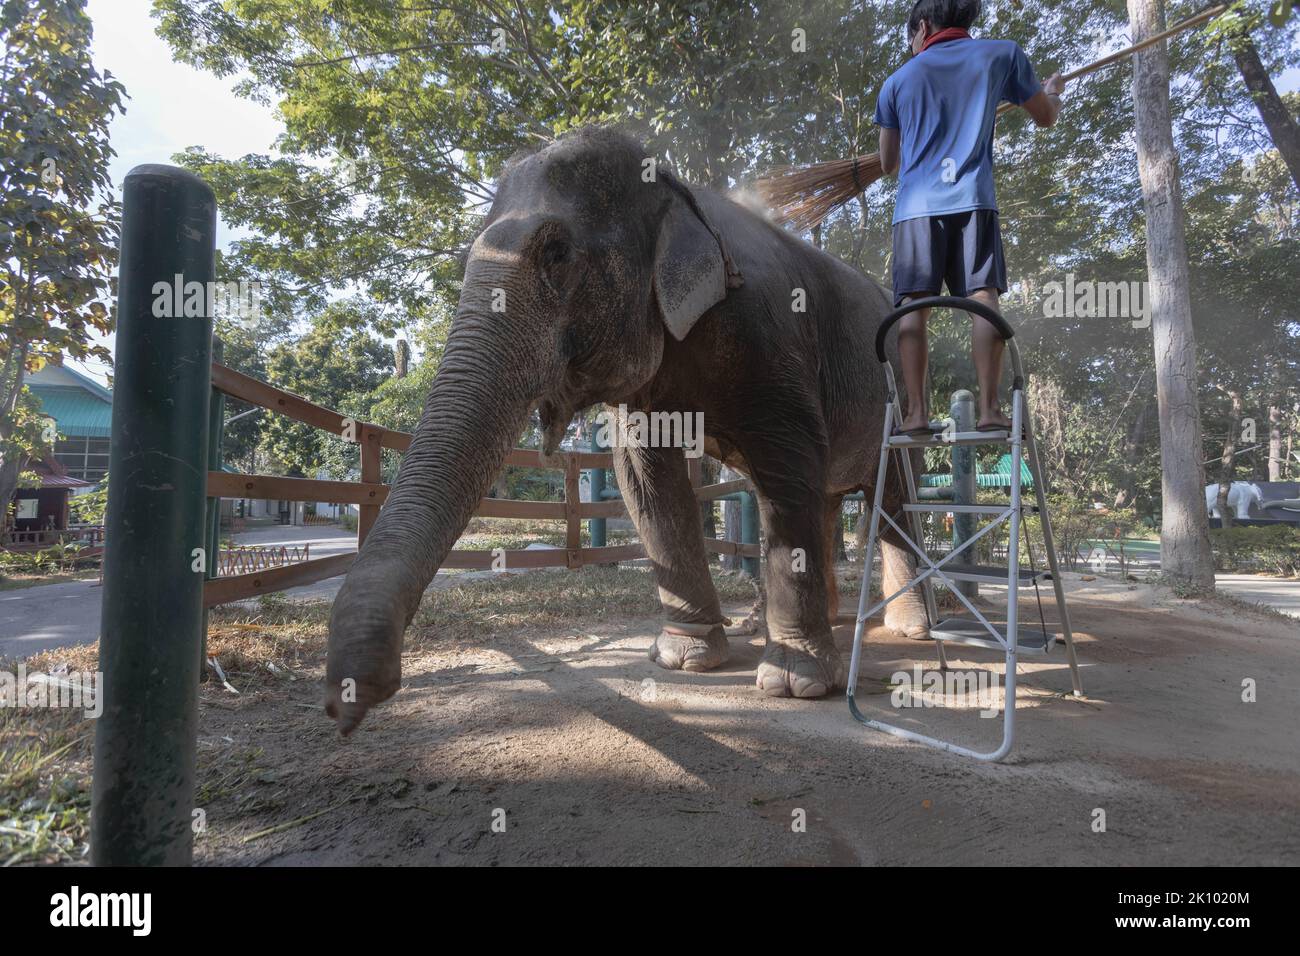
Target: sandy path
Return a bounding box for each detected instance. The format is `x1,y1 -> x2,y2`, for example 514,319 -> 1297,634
193,574 -> 1300,866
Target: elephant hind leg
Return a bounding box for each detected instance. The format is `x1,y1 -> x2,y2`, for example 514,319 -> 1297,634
612,443 -> 730,672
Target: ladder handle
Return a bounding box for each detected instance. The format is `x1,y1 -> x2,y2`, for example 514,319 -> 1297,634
874,295 -> 1015,363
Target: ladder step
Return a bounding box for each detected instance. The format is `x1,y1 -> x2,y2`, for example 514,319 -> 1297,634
931,562 -> 1050,585
930,617 -> 1055,655
902,503 -> 1037,515
887,429 -> 1013,448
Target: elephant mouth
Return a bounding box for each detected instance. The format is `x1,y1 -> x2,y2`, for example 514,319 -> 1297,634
538,395 -> 580,458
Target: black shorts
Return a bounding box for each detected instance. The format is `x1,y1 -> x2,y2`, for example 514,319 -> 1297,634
891,209 -> 1007,308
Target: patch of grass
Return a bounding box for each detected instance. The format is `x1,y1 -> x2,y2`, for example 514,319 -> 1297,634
409,564 -> 759,642
0,569 -> 100,592
205,565 -> 762,660
0,705 -> 93,866
1143,571 -> 1217,600
454,517 -> 637,553
204,593 -> 333,692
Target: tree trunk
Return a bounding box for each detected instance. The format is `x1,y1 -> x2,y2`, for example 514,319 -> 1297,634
1128,0 -> 1216,590
0,345 -> 32,528
1113,401 -> 1150,509
1268,402 -> 1283,482
1216,388 -> 1243,529
393,338 -> 409,379
721,464 -> 741,571
1232,33 -> 1300,196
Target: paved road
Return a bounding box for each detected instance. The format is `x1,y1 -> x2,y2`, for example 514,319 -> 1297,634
1215,573 -> 1300,618
0,526 -> 359,660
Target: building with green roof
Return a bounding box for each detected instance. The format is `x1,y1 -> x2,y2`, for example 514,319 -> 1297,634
28,364 -> 113,484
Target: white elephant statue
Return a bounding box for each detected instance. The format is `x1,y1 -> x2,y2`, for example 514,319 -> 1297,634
1205,481 -> 1263,520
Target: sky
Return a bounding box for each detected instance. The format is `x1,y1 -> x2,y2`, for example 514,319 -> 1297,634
79,0 -> 285,384
75,0 -> 1299,387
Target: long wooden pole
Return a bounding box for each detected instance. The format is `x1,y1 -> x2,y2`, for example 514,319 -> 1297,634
758,4 -> 1230,229
992,2 -> 1229,119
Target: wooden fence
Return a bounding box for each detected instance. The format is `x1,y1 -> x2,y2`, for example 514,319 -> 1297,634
202,362 -> 759,608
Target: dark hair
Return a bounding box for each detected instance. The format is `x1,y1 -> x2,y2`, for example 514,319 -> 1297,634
907,0 -> 980,35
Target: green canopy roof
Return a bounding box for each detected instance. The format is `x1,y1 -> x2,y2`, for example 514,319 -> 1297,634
920,454 -> 1033,489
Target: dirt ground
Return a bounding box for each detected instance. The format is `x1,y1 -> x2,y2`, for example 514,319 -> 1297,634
184,569 -> 1300,866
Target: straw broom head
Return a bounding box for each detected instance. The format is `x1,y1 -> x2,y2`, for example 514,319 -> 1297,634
754,152 -> 885,232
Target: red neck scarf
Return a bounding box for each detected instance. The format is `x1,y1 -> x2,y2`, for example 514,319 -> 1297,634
919,27 -> 971,53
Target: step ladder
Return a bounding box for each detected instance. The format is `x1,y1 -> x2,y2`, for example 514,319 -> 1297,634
847,296 -> 1083,762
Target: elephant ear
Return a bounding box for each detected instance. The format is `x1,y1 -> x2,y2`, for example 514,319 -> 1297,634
652,169 -> 740,342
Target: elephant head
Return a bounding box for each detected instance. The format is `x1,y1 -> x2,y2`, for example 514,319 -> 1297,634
325,128 -> 739,733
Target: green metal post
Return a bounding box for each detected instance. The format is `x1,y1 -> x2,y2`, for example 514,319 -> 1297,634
91,165 -> 216,866
740,491 -> 760,578
201,339 -> 225,678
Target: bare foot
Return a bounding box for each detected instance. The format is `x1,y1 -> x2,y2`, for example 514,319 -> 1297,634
896,413 -> 930,433
977,413 -> 1012,431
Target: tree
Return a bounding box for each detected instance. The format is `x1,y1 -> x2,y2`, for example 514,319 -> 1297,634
259,301 -> 394,477
0,0 -> 123,519
1203,2 -> 1300,195
1128,0 -> 1216,589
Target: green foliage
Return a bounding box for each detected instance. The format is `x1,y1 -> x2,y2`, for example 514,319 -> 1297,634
67,473 -> 106,525
1022,497 -> 1142,574
258,302 -> 394,477
1210,524 -> 1300,575
0,0 -> 124,510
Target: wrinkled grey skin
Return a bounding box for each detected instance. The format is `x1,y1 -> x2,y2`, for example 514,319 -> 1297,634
325,127 -> 927,734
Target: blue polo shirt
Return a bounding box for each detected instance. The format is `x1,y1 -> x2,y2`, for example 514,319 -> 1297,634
873,37 -> 1040,224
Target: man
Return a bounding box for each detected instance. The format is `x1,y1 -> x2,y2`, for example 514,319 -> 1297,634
875,0 -> 1063,434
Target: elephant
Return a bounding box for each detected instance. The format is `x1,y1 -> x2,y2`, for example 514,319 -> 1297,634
1206,481 -> 1263,520
324,126 -> 930,735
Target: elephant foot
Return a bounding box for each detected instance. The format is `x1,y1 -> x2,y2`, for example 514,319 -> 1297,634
755,636 -> 844,699
649,623 -> 730,672
885,604 -> 931,641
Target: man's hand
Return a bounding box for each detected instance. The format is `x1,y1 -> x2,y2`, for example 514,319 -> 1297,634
1023,73 -> 1064,128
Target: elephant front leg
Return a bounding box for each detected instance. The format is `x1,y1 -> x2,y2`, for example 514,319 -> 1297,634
753,488 -> 844,698
613,444 -> 730,672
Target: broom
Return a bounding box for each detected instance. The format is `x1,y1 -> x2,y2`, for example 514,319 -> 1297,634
755,3 -> 1229,232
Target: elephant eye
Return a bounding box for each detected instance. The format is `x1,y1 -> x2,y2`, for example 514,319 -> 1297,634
540,236 -> 586,299
543,238 -> 569,269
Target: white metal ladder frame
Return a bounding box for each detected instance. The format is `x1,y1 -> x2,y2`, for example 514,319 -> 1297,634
847,296 -> 1083,762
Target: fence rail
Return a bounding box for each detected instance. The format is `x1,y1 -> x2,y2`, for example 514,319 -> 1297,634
203,362 -> 759,608
217,544 -> 311,576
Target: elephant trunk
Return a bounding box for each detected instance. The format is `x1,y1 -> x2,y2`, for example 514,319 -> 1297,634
325,315 -> 539,733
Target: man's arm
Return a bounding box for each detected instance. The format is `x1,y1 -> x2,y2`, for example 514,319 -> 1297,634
1021,72 -> 1064,128
879,126 -> 901,176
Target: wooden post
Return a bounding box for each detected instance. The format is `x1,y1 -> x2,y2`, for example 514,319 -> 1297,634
564,455 -> 582,569
357,425 -> 382,546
